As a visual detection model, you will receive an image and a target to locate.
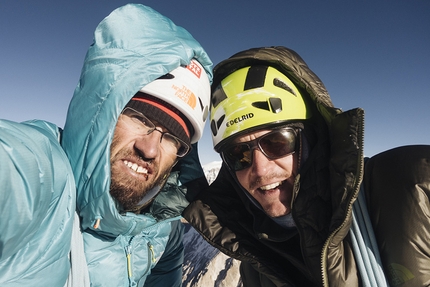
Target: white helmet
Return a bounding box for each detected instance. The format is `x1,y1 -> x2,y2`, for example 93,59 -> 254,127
140,59 -> 210,143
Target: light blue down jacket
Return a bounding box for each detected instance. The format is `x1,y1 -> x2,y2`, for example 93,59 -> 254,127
0,4 -> 212,286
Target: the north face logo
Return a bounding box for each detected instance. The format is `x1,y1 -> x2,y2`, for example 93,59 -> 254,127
172,84 -> 197,109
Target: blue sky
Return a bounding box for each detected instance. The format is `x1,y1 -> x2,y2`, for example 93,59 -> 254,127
1,1 -> 429,165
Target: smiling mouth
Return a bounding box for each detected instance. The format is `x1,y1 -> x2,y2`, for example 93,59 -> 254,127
259,181 -> 283,191
123,160 -> 148,174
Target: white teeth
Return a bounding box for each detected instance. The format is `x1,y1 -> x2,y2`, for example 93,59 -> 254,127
137,166 -> 146,173
260,182 -> 281,191
123,160 -> 148,174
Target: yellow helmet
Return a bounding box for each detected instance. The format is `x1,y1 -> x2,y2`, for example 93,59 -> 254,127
210,65 -> 311,151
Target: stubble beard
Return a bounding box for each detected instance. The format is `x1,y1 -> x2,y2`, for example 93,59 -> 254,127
109,149 -> 170,212
248,171 -> 296,217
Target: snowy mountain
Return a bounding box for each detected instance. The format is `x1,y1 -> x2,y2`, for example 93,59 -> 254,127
182,161 -> 243,287
201,160 -> 223,184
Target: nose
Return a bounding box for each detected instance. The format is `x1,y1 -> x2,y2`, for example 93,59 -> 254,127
134,129 -> 162,159
250,149 -> 269,177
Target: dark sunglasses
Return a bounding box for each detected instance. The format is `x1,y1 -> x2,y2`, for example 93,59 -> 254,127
221,127 -> 299,171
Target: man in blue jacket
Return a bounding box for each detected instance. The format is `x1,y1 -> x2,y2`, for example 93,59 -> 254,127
0,4 -> 212,286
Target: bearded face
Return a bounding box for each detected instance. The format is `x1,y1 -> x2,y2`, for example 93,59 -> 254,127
109,114 -> 177,212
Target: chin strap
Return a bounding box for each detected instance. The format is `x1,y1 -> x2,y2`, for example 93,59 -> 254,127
125,172 -> 170,213
135,184 -> 162,207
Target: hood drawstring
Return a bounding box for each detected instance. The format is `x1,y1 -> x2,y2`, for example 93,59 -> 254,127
93,219 -> 101,229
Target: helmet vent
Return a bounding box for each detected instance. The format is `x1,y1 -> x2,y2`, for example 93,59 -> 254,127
157,73 -> 175,80
210,115 -> 225,136
252,101 -> 270,111
269,97 -> 282,113
252,97 -> 283,114
244,65 -> 268,90
199,97 -> 209,121
198,96 -> 204,111
273,78 -> 296,96
211,85 -> 227,109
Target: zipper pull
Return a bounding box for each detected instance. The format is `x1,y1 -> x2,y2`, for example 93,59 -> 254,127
126,245 -> 132,278
291,174 -> 301,209
148,242 -> 156,263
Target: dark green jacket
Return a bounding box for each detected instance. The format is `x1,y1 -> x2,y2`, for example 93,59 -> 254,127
363,145 -> 430,286
184,46 -> 365,286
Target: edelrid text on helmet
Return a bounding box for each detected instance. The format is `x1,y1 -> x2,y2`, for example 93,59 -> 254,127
226,113 -> 254,127
210,65 -> 311,151
140,59 -> 210,143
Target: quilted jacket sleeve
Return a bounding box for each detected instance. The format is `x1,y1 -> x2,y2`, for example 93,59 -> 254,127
0,120 -> 55,259
0,119 -> 75,286
364,145 -> 430,286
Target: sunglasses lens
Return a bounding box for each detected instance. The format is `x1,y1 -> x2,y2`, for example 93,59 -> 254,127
259,130 -> 296,158
223,128 -> 297,171
223,144 -> 252,171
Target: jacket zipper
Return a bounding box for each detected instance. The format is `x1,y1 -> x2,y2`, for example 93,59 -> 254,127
148,242 -> 156,263
126,236 -> 136,280
290,174 -> 301,210
140,241 -> 156,277
321,110 -> 365,286
126,240 -> 157,282
126,245 -> 133,278
124,218 -> 179,283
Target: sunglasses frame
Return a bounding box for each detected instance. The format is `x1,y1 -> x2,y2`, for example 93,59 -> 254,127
221,127 -> 300,171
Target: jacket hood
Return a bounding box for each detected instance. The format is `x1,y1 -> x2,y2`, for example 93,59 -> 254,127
61,4 -> 212,236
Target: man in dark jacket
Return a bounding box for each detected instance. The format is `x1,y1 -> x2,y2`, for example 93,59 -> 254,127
183,46 -> 430,286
